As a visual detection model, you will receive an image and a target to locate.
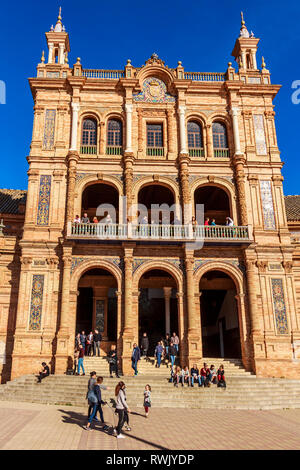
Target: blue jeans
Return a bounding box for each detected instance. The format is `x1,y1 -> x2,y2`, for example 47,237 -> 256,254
88,403 -> 97,424
132,360 -> 138,375
191,375 -> 201,386
156,353 -> 162,367
170,355 -> 175,368
174,344 -> 179,353
78,357 -> 85,375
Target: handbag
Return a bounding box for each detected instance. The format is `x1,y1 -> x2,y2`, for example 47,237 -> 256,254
87,390 -> 97,404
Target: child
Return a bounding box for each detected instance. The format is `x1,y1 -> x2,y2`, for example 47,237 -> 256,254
217,364 -> 226,388
144,384 -> 152,418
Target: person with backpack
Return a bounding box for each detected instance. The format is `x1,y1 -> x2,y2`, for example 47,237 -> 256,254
131,343 -> 141,376
84,376 -> 107,431
217,364 -> 226,388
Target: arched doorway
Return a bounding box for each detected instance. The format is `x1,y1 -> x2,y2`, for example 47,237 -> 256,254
81,182 -> 119,223
194,186 -> 231,225
138,269 -> 178,355
200,270 -> 241,358
76,268 -> 118,345
138,184 -> 175,223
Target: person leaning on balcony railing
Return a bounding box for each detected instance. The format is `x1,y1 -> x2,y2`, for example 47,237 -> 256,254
225,217 -> 234,227
81,213 -> 90,224
93,216 -> 99,224
74,215 -> 81,224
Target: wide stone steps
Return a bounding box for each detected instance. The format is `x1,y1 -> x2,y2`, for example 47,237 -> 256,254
1,374 -> 300,410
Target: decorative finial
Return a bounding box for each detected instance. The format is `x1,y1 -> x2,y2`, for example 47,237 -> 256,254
152,53 -> 159,60
228,62 -> 232,67
241,11 -> 245,25
76,57 -> 81,64
239,11 -> 250,38
41,50 -> 45,63
64,52 -> 69,64
50,25 -> 54,32
178,61 -> 182,66
58,6 -> 62,22
54,7 -> 64,32
127,59 -> 131,65
262,57 -> 266,69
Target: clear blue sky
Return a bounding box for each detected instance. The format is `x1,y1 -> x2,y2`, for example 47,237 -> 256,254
0,0 -> 299,194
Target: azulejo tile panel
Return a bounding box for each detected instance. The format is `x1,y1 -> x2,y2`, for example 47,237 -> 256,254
133,77 -> 175,103
260,180 -> 276,230
37,175 -> 52,226
271,278 -> 288,335
29,275 -> 45,331
43,109 -> 56,150
253,114 -> 267,155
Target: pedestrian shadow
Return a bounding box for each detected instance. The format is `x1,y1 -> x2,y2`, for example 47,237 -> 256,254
122,431 -> 169,450
59,409 -> 87,428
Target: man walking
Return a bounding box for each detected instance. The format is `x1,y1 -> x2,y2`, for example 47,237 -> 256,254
141,332 -> 149,357
131,343 -> 141,376
171,332 -> 179,353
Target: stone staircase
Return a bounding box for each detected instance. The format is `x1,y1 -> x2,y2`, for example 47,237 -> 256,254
1,356 -> 300,410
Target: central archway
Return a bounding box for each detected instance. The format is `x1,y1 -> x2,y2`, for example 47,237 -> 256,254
138,268 -> 178,355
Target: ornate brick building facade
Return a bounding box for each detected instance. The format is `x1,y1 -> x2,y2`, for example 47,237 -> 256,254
0,11 -> 300,382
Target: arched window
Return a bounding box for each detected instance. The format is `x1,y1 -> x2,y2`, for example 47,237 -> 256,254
81,118 -> 97,154
212,122 -> 229,157
107,119 -> 122,155
187,121 -> 204,157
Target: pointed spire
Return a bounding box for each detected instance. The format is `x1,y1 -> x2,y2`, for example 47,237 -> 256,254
53,6 -> 65,32
239,11 -> 250,38
261,56 -> 267,70
41,50 -> 45,63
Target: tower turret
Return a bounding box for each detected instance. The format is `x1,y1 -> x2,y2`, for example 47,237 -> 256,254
231,12 -> 260,71
45,7 -> 70,65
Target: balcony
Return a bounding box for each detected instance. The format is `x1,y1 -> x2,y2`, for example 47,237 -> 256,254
80,145 -> 97,155
189,148 -> 205,158
214,148 -> 230,158
106,146 -> 123,156
67,223 -> 253,244
146,147 -> 165,157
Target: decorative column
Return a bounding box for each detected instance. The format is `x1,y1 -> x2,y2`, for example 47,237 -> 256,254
163,287 -> 172,335
185,252 -> 196,335
100,122 -> 105,155
234,154 -> 248,226
70,102 -> 80,151
167,108 -> 175,154
205,124 -> 213,158
65,151 -> 79,228
178,105 -> 188,154
125,103 -> 133,153
123,154 -> 134,222
251,51 -> 257,70
116,290 -> 123,358
178,155 -> 191,223
58,253 -> 73,334
231,107 -> 243,155
48,42 -> 54,64
137,108 -> 143,154
245,260 -> 260,334
123,248 -> 134,335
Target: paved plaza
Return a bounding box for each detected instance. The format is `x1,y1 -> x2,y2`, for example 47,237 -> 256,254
0,400 -> 299,450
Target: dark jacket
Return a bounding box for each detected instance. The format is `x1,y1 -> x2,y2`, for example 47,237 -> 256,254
94,384 -> 105,405
93,333 -> 102,342
80,334 -> 86,344
164,337 -> 171,347
169,344 -> 177,356
155,344 -> 164,356
132,346 -> 141,362
141,336 -> 149,350
108,350 -> 117,364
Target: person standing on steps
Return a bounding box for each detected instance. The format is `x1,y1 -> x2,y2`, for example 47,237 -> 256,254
86,331 -> 93,357
80,331 -> 87,354
108,344 -> 119,378
114,381 -> 131,439
154,341 -> 164,368
171,332 -> 179,353
163,333 -> 171,361
143,384 -> 151,418
131,343 -> 141,376
73,348 -> 79,375
141,332 -> 149,358
77,344 -> 85,376
93,329 -> 102,357
169,342 -> 177,371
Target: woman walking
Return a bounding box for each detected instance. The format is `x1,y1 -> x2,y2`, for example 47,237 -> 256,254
144,384 -> 151,418
114,381 -> 131,439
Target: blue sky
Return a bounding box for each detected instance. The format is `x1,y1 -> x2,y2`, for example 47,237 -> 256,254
0,0 -> 299,194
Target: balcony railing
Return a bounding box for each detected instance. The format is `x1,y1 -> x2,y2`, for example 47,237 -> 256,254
189,148 -> 205,157
146,147 -> 165,157
82,69 -> 125,79
68,223 -> 252,242
184,72 -> 225,82
80,145 -> 97,155
106,146 -> 123,156
214,148 -> 230,158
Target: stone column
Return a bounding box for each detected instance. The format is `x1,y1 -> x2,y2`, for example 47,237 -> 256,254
59,253 -> 73,334
185,252 -> 197,335
251,51 -> 257,70
178,155 -> 191,223
245,260 -> 260,334
204,124 -> 213,158
99,122 -> 105,155
123,154 -> 134,222
231,107 -> 243,156
70,102 -> 80,151
122,247 -> 135,375
48,43 -> 54,64
65,151 -> 79,227
137,109 -> 143,154
178,105 -> 188,154
167,109 -> 175,154
116,290 -> 123,358
163,287 -> 172,335
58,44 -> 65,65
234,154 -> 248,226
125,103 -> 133,153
